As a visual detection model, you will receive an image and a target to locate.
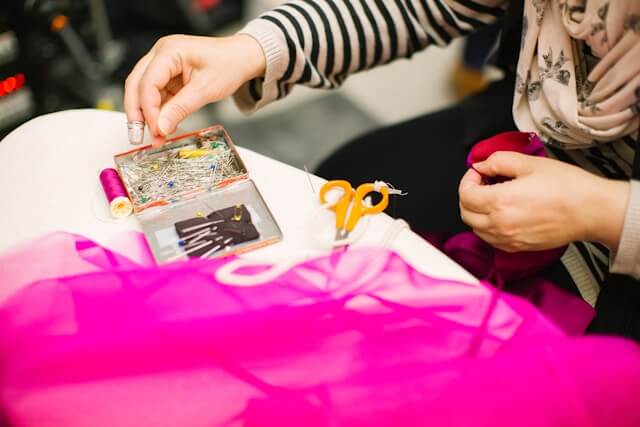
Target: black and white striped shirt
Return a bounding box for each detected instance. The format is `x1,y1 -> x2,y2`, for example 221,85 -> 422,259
235,0 -> 507,111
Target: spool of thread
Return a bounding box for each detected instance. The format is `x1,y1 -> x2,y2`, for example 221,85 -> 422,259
99,168 -> 133,219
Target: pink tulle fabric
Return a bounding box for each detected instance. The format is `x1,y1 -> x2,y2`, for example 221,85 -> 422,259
1,232 -> 639,427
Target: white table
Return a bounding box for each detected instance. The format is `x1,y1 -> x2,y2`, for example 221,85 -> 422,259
0,109 -> 475,286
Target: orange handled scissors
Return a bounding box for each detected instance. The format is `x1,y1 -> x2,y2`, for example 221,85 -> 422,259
319,180 -> 390,240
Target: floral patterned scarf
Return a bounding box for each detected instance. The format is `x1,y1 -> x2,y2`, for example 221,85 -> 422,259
514,0 -> 640,149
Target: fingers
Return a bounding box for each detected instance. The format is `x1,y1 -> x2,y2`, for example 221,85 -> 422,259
472,229 -> 502,249
138,53 -> 183,139
458,168 -> 495,214
157,78 -> 207,137
459,203 -> 492,230
459,166 -> 483,188
472,151 -> 532,179
124,53 -> 152,123
158,76 -> 184,110
473,229 -> 523,253
165,76 -> 184,97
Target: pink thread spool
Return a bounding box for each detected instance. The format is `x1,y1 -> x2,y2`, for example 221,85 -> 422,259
99,168 -> 133,219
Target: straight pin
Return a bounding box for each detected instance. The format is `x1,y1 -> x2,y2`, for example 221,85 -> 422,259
167,240 -> 213,261
200,244 -> 222,259
182,220 -> 223,233
187,230 -> 219,246
181,228 -> 210,242
189,232 -> 210,245
185,241 -> 213,255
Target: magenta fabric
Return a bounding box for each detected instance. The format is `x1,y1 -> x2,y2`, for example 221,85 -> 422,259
464,132 -> 568,286
426,131 -> 592,334
467,131 -> 548,184
1,232 -> 639,426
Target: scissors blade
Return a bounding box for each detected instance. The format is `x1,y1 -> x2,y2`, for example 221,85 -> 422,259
334,228 -> 350,242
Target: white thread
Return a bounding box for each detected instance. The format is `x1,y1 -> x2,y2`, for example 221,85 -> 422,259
215,258 -> 298,287
91,187 -> 128,225
215,218 -> 409,287
214,180 -> 409,287
373,180 -> 407,196
109,196 -> 133,219
303,165 -> 317,194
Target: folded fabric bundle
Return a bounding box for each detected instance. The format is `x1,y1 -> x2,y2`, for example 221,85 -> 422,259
425,131 -> 593,335
0,232 -> 639,426
460,131 -> 565,284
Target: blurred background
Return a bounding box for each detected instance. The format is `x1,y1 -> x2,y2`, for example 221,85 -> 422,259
0,0 -> 499,169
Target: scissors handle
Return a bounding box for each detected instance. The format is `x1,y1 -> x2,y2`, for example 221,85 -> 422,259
319,180 -> 353,229
345,183 -> 389,232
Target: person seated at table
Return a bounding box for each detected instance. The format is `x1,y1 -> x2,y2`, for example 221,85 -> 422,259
123,0 -> 640,338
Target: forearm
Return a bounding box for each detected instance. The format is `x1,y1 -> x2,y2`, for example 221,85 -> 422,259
580,175 -> 640,278
585,178 -> 630,251
234,0 -> 507,112
607,180 -> 640,278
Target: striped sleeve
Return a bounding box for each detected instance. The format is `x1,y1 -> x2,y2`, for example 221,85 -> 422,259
611,180 -> 640,279
233,0 -> 507,113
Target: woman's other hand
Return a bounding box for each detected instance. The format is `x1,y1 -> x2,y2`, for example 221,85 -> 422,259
458,152 -> 629,252
124,34 -> 266,147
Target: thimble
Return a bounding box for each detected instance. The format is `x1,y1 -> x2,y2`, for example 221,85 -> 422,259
127,120 -> 145,145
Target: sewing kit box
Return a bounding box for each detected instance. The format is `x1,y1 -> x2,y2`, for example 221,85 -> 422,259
114,125 -> 282,263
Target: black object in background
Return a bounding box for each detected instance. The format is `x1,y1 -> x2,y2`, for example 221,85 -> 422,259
0,0 -> 245,139
0,13 -> 35,138
107,0 -> 244,36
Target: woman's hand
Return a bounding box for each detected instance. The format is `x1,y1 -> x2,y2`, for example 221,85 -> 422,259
458,151 -> 629,252
124,34 -> 266,147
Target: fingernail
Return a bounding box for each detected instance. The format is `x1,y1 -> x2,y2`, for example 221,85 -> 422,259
152,135 -> 165,148
158,116 -> 171,136
471,164 -> 486,174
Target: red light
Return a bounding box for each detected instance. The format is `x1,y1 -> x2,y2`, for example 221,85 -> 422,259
0,73 -> 26,98
15,73 -> 25,88
194,0 -> 221,11
3,77 -> 16,93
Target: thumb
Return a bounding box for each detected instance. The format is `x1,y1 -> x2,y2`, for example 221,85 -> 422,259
472,151 -> 532,178
157,83 -> 207,136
